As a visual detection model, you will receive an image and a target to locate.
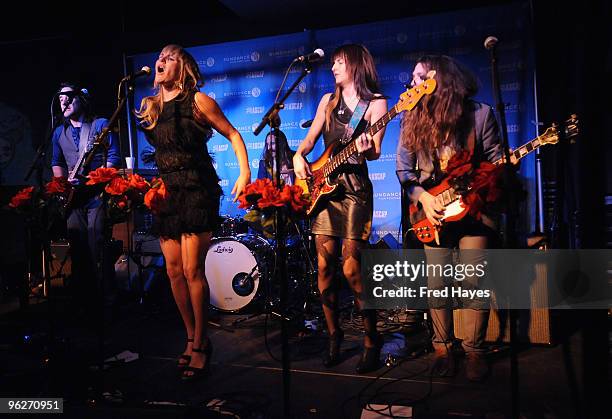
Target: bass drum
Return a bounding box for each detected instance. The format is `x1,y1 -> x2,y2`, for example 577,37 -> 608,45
205,234 -> 272,312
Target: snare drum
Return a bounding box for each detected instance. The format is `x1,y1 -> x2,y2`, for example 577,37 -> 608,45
205,234 -> 272,312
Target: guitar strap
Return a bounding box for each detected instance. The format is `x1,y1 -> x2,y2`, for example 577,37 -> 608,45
341,98 -> 370,144
466,121 -> 476,153
466,111 -> 477,166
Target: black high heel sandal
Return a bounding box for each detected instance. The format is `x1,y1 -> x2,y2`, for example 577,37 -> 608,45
323,329 -> 344,367
181,340 -> 213,381
355,334 -> 383,374
177,338 -> 194,369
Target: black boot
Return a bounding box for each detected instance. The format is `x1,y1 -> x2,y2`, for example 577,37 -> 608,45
323,329 -> 344,367
355,334 -> 383,374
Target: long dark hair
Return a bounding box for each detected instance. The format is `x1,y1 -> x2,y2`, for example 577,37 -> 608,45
325,44 -> 381,130
400,55 -> 478,153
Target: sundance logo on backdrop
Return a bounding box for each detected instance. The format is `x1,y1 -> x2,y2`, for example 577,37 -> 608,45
369,173 -> 386,181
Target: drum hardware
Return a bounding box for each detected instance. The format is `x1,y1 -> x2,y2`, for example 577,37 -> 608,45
232,265 -> 258,297
216,215 -> 249,237
204,215 -> 321,330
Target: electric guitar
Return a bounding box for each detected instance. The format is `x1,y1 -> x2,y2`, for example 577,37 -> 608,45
409,115 -> 580,244
63,129 -> 111,210
296,78 -> 437,215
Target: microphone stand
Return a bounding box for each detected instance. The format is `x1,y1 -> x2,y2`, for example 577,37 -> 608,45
488,39 -> 520,419
254,61 -> 314,419
80,81 -> 129,405
24,106 -> 61,304
21,99 -> 60,387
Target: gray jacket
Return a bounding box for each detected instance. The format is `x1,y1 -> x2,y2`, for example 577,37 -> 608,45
396,101 -> 502,205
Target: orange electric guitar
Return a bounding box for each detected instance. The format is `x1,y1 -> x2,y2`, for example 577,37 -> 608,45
296,78 -> 437,215
409,115 -> 579,244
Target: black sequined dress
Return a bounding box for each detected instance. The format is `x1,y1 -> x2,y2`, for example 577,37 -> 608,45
144,91 -> 222,239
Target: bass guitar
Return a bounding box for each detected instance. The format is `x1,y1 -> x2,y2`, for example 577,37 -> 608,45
296,78 -> 437,215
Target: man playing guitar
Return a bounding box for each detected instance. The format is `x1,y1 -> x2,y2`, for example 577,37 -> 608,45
51,82 -> 120,316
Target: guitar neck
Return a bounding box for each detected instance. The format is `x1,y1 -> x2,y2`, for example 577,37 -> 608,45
493,135 -> 546,166
322,104 -> 400,177
68,150 -> 88,182
443,134 -> 547,204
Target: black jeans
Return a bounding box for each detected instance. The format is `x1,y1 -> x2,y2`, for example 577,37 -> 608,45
66,198 -> 113,303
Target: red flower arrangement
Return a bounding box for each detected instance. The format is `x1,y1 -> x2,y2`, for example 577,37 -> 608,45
8,186 -> 35,209
143,177 -> 167,215
7,168 -> 166,225
446,151 -> 504,220
86,167 -> 120,185
238,178 -> 310,237
44,176 -> 72,196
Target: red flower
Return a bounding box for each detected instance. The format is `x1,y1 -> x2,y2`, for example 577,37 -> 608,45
105,176 -> 130,196
9,186 -> 35,208
86,167 -> 119,185
287,184 -> 309,213
44,176 -> 71,195
238,190 -> 260,209
238,178 -> 274,209
128,173 -> 149,193
257,185 -> 285,208
115,195 -> 128,209
462,161 -> 504,219
251,178 -> 273,194
144,179 -> 167,214
446,150 -> 472,172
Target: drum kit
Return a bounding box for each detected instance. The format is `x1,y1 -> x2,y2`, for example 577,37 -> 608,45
206,215 -> 317,314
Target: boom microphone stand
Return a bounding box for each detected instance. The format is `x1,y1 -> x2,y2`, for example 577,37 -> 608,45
78,77 -> 134,405
485,35 -> 520,419
253,59 -> 316,419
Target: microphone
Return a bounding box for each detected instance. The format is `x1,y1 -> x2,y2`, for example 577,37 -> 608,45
484,36 -> 499,50
121,66 -> 152,82
294,48 -> 325,64
301,119 -> 313,128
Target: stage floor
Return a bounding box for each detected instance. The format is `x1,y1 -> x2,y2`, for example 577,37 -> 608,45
0,291 -> 601,419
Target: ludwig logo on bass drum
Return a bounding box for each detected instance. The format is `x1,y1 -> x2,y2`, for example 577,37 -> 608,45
213,245 -> 234,254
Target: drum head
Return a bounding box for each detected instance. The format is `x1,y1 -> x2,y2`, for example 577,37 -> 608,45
206,236 -> 266,312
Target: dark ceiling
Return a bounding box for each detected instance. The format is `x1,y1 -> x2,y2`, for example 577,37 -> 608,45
2,0 -> 515,52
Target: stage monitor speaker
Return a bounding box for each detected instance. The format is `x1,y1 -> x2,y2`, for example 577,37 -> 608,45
113,204 -> 156,252
454,263 -> 554,344
49,240 -> 71,286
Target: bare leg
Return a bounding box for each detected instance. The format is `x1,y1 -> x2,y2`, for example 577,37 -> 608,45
181,232 -> 212,374
160,237 -> 194,364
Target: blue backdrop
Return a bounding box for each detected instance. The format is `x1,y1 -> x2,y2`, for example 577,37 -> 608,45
130,3 -> 537,243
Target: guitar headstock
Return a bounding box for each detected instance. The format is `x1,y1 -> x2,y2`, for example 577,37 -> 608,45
540,114 -> 579,146
539,125 -> 560,146
397,78 -> 437,112
564,114 -> 579,143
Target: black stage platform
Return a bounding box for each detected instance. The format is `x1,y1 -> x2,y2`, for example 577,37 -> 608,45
0,287 -> 606,419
